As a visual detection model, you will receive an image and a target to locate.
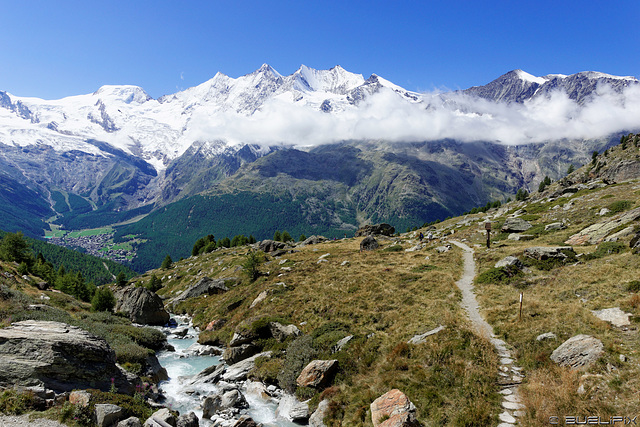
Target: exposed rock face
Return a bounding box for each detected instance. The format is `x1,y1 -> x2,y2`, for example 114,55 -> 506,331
565,207 -> 640,245
360,235 -> 379,251
523,246 -> 575,260
550,335 -> 604,369
117,417 -> 142,427
501,217 -> 532,233
355,223 -> 395,237
114,286 -> 170,325
0,321 -> 136,394
259,239 -> 288,253
169,277 -> 235,306
591,307 -> 631,327
296,360 -> 338,388
370,389 -> 420,427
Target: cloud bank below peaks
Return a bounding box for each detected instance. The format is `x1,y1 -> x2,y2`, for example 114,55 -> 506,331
183,83 -> 640,147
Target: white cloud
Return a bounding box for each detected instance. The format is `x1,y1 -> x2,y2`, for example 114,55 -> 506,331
182,83 -> 640,147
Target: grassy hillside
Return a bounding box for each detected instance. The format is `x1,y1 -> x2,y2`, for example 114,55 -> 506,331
136,134 -> 640,425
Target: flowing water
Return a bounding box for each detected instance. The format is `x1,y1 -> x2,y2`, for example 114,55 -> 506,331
155,316 -> 299,426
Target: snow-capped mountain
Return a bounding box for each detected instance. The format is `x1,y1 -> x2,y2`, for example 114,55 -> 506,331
1,65 -> 639,243
462,69 -> 638,104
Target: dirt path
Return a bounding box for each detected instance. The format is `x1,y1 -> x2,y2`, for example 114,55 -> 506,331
449,240 -> 524,427
0,415 -> 68,427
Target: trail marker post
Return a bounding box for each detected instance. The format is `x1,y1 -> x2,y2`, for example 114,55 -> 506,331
519,292 -> 523,321
484,222 -> 492,248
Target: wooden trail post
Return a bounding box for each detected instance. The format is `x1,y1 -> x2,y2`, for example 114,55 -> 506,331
519,292 -> 523,321
485,222 -> 492,248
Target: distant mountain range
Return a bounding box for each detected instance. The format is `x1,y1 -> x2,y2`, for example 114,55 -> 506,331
1,65 -> 638,270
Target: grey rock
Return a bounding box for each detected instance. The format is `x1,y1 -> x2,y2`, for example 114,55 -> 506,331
309,399 -> 330,427
332,335 -> 353,353
95,404 -> 125,427
523,246 -> 575,260
259,240 -> 288,253
605,226 -> 635,242
435,244 -> 451,253
223,344 -> 259,365
170,277 -> 235,306
117,417 -> 142,427
202,395 -> 222,419
269,322 -> 301,342
501,217 -> 532,233
191,363 -> 226,385
536,332 -> 557,341
276,394 -> 310,423
494,256 -> 524,270
222,351 -> 272,382
360,235 -> 379,251
232,415 -> 260,427
591,307 -> 631,327
144,408 -> 176,427
249,290 -> 270,308
407,325 -> 445,344
114,286 -> 169,326
566,207 -> 640,245
298,235 -> 327,246
184,343 -> 222,357
508,233 -> 534,241
550,335 -> 604,369
355,223 -> 395,237
545,222 -> 566,231
221,389 -> 248,409
176,412 -> 198,427
0,321 -> 137,394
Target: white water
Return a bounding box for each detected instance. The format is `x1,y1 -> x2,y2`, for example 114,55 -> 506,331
155,316 -> 299,426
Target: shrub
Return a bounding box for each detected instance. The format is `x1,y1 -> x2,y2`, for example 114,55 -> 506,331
278,335 -> 317,393
146,275 -> 162,292
607,200 -> 634,214
0,389 -> 42,415
242,251 -> 263,282
476,266 -> 521,284
91,287 -> 116,312
383,245 -> 403,252
582,242 -> 626,260
116,271 -> 128,287
626,281 -> 640,293
251,356 -> 284,385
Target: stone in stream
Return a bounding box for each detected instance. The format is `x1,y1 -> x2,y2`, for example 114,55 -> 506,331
176,412 -> 199,427
276,394 -> 310,423
232,416 -> 260,427
309,399 -> 331,427
144,408 -> 176,427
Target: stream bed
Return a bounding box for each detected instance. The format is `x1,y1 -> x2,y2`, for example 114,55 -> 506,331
155,316 -> 299,426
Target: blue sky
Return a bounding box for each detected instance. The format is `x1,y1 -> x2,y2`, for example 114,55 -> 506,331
1,0 -> 638,100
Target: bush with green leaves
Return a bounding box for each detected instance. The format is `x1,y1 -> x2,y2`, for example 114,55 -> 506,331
160,254 -> 173,269
476,266 -> 522,284
607,200 -> 634,214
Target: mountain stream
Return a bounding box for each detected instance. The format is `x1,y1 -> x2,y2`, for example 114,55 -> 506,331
156,315 -> 299,426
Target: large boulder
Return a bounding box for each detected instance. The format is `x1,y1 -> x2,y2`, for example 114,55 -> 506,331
176,412 -> 199,427
169,277 -> 235,306
501,217 -> 532,233
0,321 -> 137,394
360,235 -> 380,251
550,335 -> 604,369
370,389 -> 419,427
144,408 -> 176,427
222,351 -> 272,382
296,360 -> 338,388
259,239 -> 288,253
355,224 -> 395,237
115,286 -> 170,326
591,307 -> 632,327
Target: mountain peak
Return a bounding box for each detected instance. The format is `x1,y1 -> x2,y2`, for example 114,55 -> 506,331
92,85 -> 152,104
255,63 -> 281,78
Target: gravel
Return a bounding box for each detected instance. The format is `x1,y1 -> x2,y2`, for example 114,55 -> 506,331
0,415 -> 68,427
